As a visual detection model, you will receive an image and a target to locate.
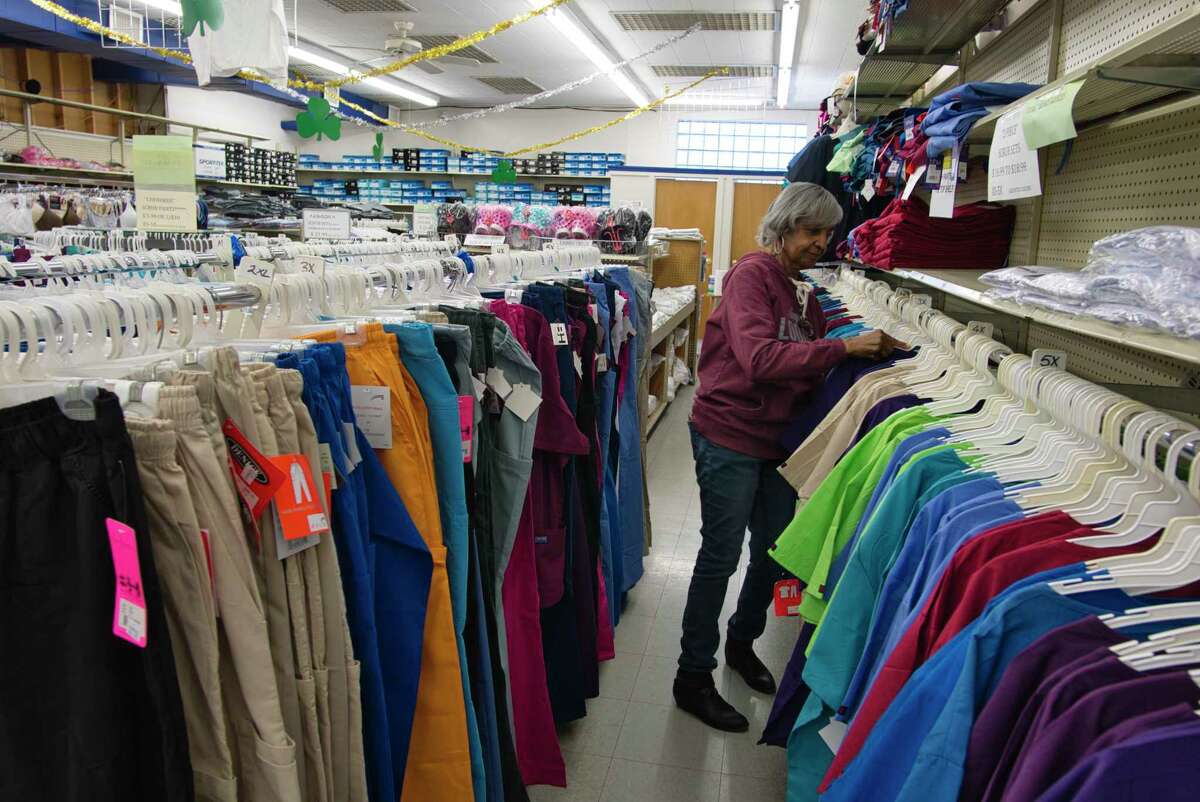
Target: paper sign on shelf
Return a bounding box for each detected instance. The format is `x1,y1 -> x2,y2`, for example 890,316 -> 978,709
1022,79 -> 1086,150
350,386 -> 393,449
412,212 -> 437,237
929,144 -> 959,219
902,165 -> 926,200
464,234 -> 506,247
989,107 -> 1042,201
302,208 -> 352,241
108,518 -> 148,647
133,134 -> 197,233
269,454 -> 329,540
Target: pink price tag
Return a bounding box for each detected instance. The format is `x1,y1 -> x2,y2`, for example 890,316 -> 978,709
458,395 -> 474,464
107,518 -> 148,647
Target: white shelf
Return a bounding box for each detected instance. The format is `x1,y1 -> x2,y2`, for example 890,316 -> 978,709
967,5 -> 1200,143
650,300 -> 697,349
197,178 -> 297,191
296,166 -> 611,181
0,162 -> 132,180
874,266 -> 1200,366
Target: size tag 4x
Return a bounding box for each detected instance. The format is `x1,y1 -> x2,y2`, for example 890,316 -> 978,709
108,518 -> 148,647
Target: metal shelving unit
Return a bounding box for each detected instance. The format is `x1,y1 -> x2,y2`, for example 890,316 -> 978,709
296,166 -> 612,181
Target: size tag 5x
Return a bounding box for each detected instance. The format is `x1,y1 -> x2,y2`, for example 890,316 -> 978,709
108,518 -> 148,647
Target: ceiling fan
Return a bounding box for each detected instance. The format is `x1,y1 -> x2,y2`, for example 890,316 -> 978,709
332,21 -> 483,75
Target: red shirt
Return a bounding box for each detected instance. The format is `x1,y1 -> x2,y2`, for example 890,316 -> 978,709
691,251 -> 847,460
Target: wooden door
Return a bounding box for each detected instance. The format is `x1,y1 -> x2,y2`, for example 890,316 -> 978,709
730,181 -> 782,262
653,178 -> 717,251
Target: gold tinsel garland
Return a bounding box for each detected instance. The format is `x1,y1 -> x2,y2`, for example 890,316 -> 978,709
27,0 -> 728,157
27,0 -> 571,93
337,69 -> 729,156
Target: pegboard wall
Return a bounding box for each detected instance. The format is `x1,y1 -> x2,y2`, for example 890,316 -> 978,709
1058,0 -> 1197,74
964,0 -> 1055,85
1027,321 -> 1200,387
1034,100 -> 1200,266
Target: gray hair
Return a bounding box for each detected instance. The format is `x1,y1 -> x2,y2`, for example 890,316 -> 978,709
756,182 -> 844,249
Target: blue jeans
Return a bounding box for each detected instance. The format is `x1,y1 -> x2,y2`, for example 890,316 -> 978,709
679,425 -> 796,674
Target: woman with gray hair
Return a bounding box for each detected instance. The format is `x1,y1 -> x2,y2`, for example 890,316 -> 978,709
674,181 -> 901,731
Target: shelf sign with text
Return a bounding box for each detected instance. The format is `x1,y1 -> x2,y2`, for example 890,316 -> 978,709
193,142 -> 227,179
302,208 -> 353,241
133,135 -> 197,232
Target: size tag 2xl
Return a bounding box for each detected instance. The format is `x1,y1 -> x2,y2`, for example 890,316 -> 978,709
108,518 -> 148,647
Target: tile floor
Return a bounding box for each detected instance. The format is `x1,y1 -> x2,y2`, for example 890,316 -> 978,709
529,386 -> 798,802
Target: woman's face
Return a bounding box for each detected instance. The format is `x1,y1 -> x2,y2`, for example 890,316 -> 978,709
778,225 -> 835,273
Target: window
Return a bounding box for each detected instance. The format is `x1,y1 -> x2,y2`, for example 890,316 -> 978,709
675,120 -> 808,171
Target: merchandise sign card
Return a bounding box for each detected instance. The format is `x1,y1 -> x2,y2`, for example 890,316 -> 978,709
269,454 -> 330,540
350,385 -> 393,449
989,108 -> 1042,202
107,518 -> 148,647
223,418 -> 286,522
302,208 -> 353,241
133,135 -> 198,233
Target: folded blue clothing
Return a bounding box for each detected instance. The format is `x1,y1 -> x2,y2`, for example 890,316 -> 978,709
929,81 -> 1040,111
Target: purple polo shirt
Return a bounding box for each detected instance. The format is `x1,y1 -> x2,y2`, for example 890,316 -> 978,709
1033,719 -> 1200,802
1000,668 -> 1200,802
960,616 -> 1128,802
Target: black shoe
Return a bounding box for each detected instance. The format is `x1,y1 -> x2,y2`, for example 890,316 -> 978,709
673,672 -> 749,732
725,638 -> 777,695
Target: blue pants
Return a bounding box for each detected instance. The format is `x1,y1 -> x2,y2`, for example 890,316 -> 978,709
679,425 -> 795,674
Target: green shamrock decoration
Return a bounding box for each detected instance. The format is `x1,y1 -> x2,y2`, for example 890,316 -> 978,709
181,0 -> 224,37
492,159 -> 516,184
296,97 -> 341,142
372,132 -> 384,161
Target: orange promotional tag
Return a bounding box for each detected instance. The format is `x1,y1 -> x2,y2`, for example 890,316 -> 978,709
270,454 -> 330,540
774,579 -> 802,617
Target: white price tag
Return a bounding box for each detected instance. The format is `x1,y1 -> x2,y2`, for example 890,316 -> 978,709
550,322 -> 570,346
860,182 -> 876,201
1031,348 -> 1068,371
350,385 -> 393,449
485,367 -> 513,400
505,383 -> 542,422
819,719 -> 849,753
929,144 -> 959,219
967,320 -> 995,338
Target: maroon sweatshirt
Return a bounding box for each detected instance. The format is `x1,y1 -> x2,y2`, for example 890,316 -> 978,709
690,251 -> 848,460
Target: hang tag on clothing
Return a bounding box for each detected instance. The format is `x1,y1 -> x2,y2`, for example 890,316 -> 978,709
486,367 -> 513,400
505,383 -> 542,422
573,352 -> 584,378
458,396 -> 474,464
350,386 -> 393,449
860,181 -> 876,202
550,322 -> 570,347
773,579 -> 802,617
342,423 -> 363,469
505,289 -> 523,305
199,529 -> 216,607
107,518 -> 148,648
819,719 -> 849,753
471,375 -> 487,402
273,506 -> 321,560
929,144 -> 960,219
589,303 -> 599,324
270,454 -> 330,540
597,353 -> 609,373
902,165 -> 926,200
317,442 -> 338,508
223,418 -> 286,525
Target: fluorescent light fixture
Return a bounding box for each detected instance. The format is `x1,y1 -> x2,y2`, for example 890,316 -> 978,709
776,67 -> 792,108
528,0 -> 649,107
288,46 -> 438,106
664,95 -> 769,108
777,0 -> 800,108
135,0 -> 183,13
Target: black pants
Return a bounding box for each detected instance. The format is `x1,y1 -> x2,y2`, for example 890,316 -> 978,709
0,393 -> 193,801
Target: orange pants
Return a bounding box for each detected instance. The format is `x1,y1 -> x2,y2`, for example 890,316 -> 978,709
311,324 -> 473,802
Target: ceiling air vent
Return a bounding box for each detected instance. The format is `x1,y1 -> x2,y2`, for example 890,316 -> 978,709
322,0 -> 417,12
475,76 -> 545,94
409,35 -> 497,64
611,11 -> 778,32
652,65 -> 776,78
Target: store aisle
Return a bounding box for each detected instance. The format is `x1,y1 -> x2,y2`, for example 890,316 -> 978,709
530,386 -> 793,802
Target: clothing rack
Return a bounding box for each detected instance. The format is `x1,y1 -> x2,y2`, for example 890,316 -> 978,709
2,250 -> 224,280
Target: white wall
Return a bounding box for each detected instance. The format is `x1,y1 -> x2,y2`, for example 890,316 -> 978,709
166,85 -> 818,168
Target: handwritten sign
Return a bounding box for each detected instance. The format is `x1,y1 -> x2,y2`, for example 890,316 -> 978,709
133,135 -> 197,232
302,208 -> 352,241
989,108 -> 1042,201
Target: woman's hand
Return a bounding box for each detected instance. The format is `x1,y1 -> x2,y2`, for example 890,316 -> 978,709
844,331 -> 906,360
